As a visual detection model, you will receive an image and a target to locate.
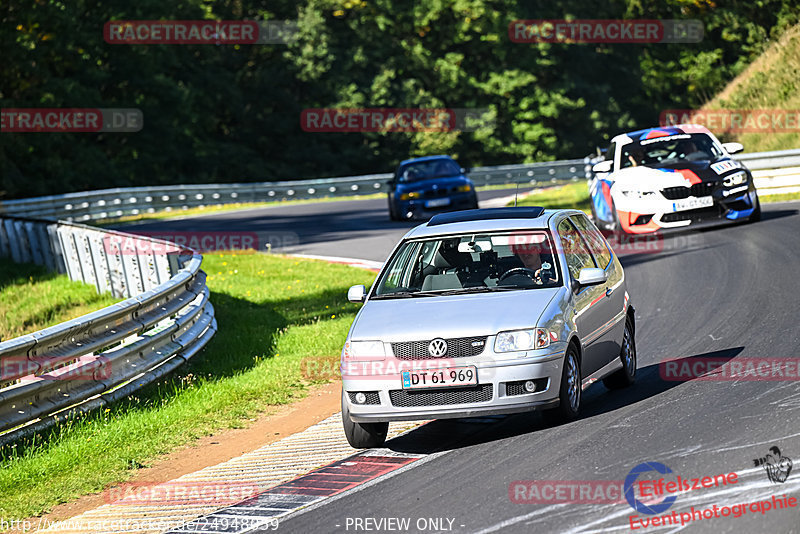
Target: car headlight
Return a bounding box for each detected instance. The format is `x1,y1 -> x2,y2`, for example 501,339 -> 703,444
620,190 -> 656,199
723,171 -> 748,187
494,328 -> 550,352
399,191 -> 421,201
342,340 -> 386,360
455,184 -> 473,193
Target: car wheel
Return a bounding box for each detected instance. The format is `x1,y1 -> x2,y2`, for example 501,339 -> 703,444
602,316 -> 637,390
749,194 -> 761,223
341,390 -> 388,448
388,196 -> 399,221
541,344 -> 581,425
610,199 -> 622,233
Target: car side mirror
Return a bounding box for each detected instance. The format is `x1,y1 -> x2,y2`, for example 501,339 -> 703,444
721,142 -> 744,155
576,268 -> 607,287
592,160 -> 613,173
348,284 -> 366,303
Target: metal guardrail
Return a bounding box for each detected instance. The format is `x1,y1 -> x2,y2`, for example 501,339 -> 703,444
2,149 -> 798,223
0,160 -> 594,222
0,216 -> 216,444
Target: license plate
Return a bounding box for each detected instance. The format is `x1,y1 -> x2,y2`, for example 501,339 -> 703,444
672,196 -> 713,212
401,366 -> 477,390
425,198 -> 451,208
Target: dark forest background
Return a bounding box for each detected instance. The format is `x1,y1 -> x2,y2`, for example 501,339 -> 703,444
1,0 -> 797,199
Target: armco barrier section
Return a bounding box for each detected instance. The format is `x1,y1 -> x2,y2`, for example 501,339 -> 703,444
0,160 -> 595,222
0,216 -> 216,443
1,149 -> 798,223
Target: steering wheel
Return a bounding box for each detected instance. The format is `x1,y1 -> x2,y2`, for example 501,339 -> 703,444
498,267 -> 540,283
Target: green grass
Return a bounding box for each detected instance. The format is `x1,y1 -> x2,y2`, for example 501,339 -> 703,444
0,253 -> 375,520
761,191 -> 800,203
703,23 -> 800,152
509,182 -> 592,213
0,259 -> 119,340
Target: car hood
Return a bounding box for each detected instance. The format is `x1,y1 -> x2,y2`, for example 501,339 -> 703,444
611,157 -> 745,190
350,288 -> 561,342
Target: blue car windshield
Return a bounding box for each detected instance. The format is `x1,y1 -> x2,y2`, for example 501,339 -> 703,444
620,133 -> 724,169
372,232 -> 561,298
398,159 -> 461,182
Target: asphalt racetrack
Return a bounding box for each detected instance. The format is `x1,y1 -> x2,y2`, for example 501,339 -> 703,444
121,195 -> 800,533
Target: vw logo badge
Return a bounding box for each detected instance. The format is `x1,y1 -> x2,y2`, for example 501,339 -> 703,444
428,338 -> 448,357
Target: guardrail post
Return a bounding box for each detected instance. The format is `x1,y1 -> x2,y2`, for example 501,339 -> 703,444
23,221 -> 45,266
86,231 -> 111,294
13,220 -> 32,263
0,219 -> 10,258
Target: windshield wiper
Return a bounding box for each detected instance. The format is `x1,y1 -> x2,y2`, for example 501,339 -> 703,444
371,290 -> 438,299
427,286 -> 531,296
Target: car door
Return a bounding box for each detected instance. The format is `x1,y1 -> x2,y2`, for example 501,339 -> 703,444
571,214 -> 625,363
556,217 -> 607,377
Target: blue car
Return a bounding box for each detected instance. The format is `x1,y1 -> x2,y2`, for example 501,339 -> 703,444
387,155 -> 479,221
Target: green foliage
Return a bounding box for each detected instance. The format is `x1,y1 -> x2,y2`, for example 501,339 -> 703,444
1,0 -> 797,199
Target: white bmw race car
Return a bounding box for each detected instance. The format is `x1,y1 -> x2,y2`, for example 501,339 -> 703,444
589,124 -> 760,234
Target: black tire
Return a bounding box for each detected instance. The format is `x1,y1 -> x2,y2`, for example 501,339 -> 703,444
388,196 -> 399,221
602,316 -> 637,390
341,390 -> 388,448
541,344 -> 581,425
749,194 -> 761,223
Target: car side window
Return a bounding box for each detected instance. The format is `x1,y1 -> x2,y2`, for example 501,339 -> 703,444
557,218 -> 596,281
571,214 -> 612,269
380,242 -> 420,292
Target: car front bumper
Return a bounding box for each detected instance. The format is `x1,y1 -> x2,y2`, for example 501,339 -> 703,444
615,185 -> 759,234
343,345 -> 566,423
395,192 -> 477,220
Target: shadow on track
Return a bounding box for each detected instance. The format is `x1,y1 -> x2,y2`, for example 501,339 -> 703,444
385,347 -> 744,456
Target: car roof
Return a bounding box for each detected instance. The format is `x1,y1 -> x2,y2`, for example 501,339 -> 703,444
611,124 -> 712,145
404,207 -> 582,239
398,155 -> 454,166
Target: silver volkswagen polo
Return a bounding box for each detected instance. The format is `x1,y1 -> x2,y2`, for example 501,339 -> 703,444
341,207 -> 636,448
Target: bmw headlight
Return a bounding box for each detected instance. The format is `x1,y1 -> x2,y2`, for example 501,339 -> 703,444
494,328 -> 550,352
620,190 -> 656,199
723,171 -> 748,187
342,340 -> 386,360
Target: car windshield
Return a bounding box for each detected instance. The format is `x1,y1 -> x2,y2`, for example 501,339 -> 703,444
620,133 -> 724,169
372,231 -> 561,298
398,159 -> 461,182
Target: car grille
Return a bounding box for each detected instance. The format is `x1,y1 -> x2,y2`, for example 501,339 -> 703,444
391,336 -> 487,360
661,205 -> 722,223
661,183 -> 715,200
389,384 -> 493,407
347,391 -> 381,405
